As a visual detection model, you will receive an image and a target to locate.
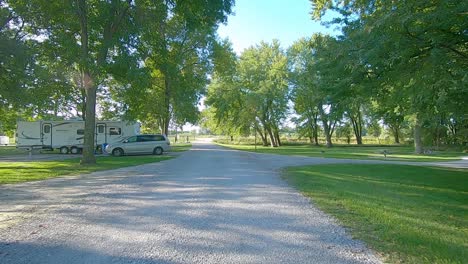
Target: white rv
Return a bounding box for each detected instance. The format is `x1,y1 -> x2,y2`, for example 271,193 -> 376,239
16,120 -> 140,154
0,136 -> 9,146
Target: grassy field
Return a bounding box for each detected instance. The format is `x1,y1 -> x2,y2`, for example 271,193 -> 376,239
0,143 -> 191,184
0,155 -> 173,184
284,164 -> 468,264
217,142 -> 464,162
0,146 -> 30,156
0,143 -> 191,157
171,143 -> 192,152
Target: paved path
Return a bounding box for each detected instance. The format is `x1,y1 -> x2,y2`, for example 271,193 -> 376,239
0,142 -> 384,264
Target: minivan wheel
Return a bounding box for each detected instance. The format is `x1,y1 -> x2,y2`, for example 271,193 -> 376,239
153,147 -> 163,155
112,148 -> 124,157
59,146 -> 69,154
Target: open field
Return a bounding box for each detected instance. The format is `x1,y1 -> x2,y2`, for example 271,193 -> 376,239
217,142 -> 464,162
284,164 -> 468,264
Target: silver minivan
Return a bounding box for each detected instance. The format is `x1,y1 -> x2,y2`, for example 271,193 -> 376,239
106,134 -> 170,156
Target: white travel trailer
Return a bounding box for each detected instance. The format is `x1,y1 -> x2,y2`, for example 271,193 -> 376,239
16,120 -> 140,154
0,136 -> 9,146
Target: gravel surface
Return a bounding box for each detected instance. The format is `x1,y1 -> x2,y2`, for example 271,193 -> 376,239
0,142 -> 385,264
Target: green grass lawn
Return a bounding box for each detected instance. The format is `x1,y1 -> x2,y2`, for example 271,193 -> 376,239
284,164 -> 468,264
217,143 -> 464,162
0,155 -> 173,184
171,143 -> 192,152
0,146 -> 30,156
0,143 -> 191,157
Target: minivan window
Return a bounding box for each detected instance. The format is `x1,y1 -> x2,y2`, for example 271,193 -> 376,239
138,135 -> 155,142
154,135 -> 165,141
126,136 -> 137,143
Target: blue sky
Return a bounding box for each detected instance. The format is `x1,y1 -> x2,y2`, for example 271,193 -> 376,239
217,0 -> 338,54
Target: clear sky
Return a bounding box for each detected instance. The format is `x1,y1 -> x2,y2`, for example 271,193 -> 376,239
186,0 -> 338,131
217,0 -> 338,54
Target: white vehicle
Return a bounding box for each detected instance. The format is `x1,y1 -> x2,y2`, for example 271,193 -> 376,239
16,120 -> 140,154
105,134 -> 171,156
0,136 -> 9,146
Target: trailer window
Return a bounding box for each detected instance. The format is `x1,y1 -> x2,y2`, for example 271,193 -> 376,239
77,129 -> 85,135
97,125 -> 104,133
43,125 -> 51,134
109,127 -> 121,135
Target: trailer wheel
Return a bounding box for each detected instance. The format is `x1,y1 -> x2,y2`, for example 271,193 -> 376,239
112,148 -> 124,157
59,146 -> 69,154
70,147 -> 80,154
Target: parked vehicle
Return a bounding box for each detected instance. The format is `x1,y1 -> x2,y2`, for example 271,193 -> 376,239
0,136 -> 9,146
16,120 -> 140,154
106,134 -> 171,156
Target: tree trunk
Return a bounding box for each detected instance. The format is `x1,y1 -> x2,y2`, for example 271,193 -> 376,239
393,128 -> 400,144
308,116 -> 318,145
321,115 -> 333,148
273,126 -> 281,146
313,122 -> 319,146
349,110 -> 363,145
257,127 -> 268,146
162,118 -> 169,136
161,76 -> 171,136
275,131 -> 281,146
78,0 -> 96,165
265,125 -> 277,147
414,115 -> 423,154
81,73 -> 97,164
389,123 -> 401,144
318,103 -> 333,147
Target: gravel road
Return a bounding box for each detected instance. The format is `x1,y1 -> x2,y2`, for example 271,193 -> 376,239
0,141 -> 386,264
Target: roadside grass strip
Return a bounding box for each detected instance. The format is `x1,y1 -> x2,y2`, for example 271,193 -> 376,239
0,156 -> 172,184
218,143 -> 463,162
0,146 -> 29,156
284,164 -> 468,264
171,143 -> 192,152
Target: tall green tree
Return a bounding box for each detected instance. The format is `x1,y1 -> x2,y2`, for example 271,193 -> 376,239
9,0 -> 233,164
288,38 -> 320,145
10,0 -> 137,163
110,0 -> 233,136
310,0 -> 467,152
206,40 -> 290,147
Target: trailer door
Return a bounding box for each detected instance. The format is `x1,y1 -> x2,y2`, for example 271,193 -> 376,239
42,123 -> 52,147
96,123 -> 107,145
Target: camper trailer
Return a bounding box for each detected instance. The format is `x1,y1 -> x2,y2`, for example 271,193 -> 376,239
16,120 -> 140,154
0,136 -> 9,146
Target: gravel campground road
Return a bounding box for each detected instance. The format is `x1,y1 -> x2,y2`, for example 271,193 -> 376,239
0,141 -> 407,264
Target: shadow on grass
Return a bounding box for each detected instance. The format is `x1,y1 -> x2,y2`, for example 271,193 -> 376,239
285,164 -> 468,264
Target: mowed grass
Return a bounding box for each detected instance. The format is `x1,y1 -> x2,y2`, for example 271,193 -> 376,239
0,155 -> 173,184
0,146 -> 30,156
284,164 -> 468,264
0,143 -> 192,156
171,143 -> 192,152
217,143 -> 463,162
